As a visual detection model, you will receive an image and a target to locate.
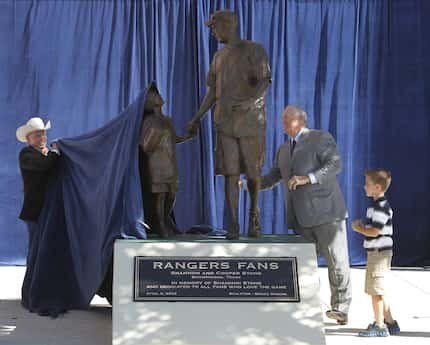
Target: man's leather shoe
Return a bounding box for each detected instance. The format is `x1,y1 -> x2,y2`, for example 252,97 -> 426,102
326,309 -> 348,325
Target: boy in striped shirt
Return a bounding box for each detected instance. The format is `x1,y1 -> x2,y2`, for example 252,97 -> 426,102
352,169 -> 400,337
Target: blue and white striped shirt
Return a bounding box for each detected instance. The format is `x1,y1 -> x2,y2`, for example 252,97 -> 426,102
363,197 -> 393,250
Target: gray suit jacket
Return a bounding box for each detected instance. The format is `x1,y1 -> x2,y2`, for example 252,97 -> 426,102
261,128 -> 347,228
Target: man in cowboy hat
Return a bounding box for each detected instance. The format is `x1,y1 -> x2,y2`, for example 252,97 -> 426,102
187,10 -> 271,240
16,117 -> 60,222
16,117 -> 61,312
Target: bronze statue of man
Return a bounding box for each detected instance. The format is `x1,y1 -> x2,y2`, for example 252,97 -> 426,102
187,10 -> 271,240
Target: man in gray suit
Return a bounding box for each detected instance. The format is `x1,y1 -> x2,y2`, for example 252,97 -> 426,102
259,105 -> 352,324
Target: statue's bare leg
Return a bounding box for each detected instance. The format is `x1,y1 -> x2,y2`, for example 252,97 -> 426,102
247,176 -> 262,237
225,175 -> 240,240
164,192 -> 181,235
154,193 -> 169,238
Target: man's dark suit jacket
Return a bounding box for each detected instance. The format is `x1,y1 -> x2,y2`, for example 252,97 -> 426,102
19,146 -> 60,221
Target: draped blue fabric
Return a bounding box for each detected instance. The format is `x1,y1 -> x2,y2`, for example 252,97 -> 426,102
1,0 -> 430,270
21,88 -> 147,314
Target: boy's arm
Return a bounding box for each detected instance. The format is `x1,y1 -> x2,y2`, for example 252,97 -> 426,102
351,220 -> 380,237
352,206 -> 390,237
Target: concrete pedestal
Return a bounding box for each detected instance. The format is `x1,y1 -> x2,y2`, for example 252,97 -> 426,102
113,235 -> 326,345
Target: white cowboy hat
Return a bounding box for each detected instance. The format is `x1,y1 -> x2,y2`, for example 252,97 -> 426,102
16,117 -> 51,143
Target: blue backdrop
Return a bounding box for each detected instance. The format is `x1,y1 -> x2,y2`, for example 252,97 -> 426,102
1,0 -> 429,266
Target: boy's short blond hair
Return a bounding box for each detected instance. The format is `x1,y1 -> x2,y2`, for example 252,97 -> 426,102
365,169 -> 392,193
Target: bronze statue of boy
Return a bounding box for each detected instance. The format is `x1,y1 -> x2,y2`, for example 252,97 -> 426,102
140,83 -> 191,238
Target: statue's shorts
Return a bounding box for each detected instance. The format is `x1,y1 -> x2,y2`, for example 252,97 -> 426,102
151,181 -> 179,193
215,133 -> 265,178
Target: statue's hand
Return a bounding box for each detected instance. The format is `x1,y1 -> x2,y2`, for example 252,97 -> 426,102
238,179 -> 248,191
187,119 -> 200,137
231,98 -> 259,112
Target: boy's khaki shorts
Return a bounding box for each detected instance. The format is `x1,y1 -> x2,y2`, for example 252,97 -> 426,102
365,249 -> 393,296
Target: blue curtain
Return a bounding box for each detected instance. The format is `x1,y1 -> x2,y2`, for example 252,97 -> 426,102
1,0 -> 429,267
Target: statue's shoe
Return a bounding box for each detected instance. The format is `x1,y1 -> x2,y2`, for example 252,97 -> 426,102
247,210 -> 261,237
226,223 -> 240,240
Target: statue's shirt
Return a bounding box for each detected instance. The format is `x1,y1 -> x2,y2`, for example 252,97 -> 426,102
207,40 -> 271,137
140,113 -> 179,188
